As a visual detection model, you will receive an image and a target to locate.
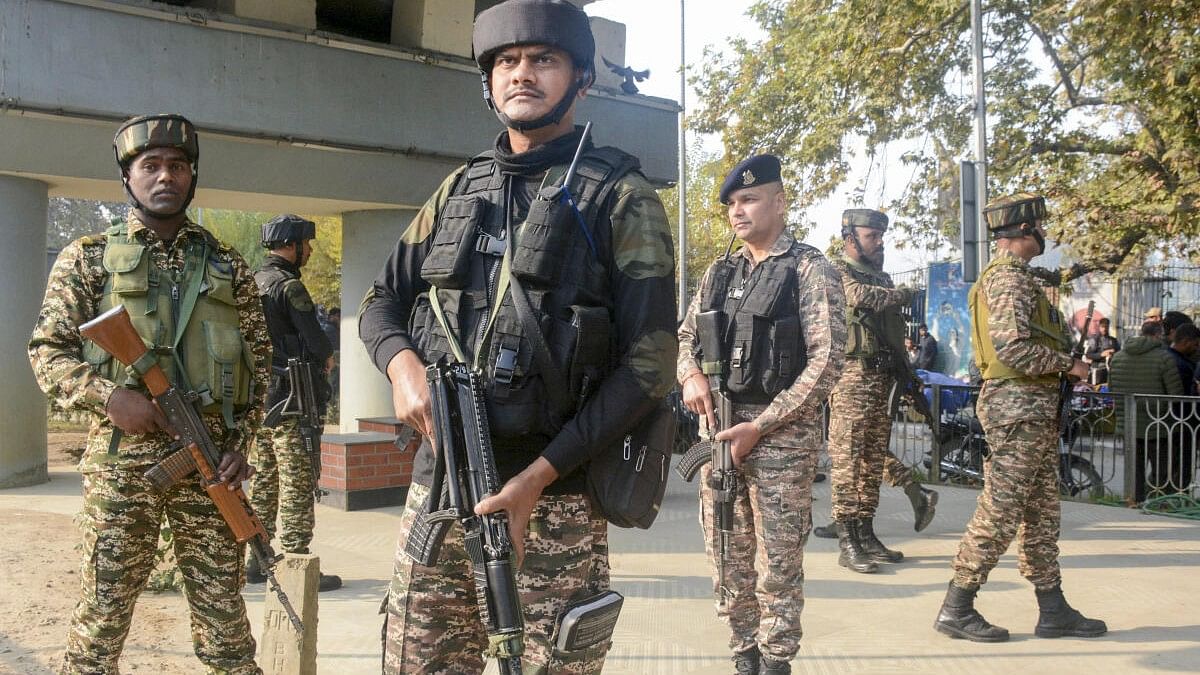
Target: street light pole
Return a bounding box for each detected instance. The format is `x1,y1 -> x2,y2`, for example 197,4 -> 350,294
677,0 -> 689,320
970,0 -> 989,272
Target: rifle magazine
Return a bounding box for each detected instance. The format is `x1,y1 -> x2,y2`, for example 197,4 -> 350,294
144,447 -> 196,492
404,510 -> 454,566
675,441 -> 713,481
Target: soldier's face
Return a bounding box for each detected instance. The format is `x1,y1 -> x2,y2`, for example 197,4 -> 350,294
849,226 -> 885,266
726,183 -> 786,246
490,45 -> 583,124
126,147 -> 192,216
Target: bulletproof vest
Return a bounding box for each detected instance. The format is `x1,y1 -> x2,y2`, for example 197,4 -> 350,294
698,242 -> 809,404
410,146 -> 640,439
80,222 -> 253,428
255,260 -> 306,367
840,256 -> 908,361
969,255 -> 1070,384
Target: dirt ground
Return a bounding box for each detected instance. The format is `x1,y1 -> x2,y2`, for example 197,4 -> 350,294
0,433 -> 196,675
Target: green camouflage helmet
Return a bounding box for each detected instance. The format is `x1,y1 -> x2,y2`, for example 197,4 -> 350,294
983,192 -> 1046,231
113,113 -> 199,168
841,208 -> 888,235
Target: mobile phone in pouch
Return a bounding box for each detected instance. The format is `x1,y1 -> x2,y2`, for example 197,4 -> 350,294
554,591 -> 624,653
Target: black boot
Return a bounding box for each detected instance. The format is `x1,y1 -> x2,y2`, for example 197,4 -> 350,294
858,518 -> 904,563
732,646 -> 760,675
760,655 -> 790,674
812,523 -> 837,539
836,521 -> 878,574
905,483 -> 938,532
1034,584 -> 1107,638
934,582 -> 1009,642
245,555 -> 266,584
319,573 -> 344,592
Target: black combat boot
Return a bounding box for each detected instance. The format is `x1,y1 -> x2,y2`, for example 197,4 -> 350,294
858,518 -> 904,563
812,522 -> 837,539
836,521 -> 878,574
245,555 -> 266,584
732,646 -> 760,675
905,483 -> 938,532
933,582 -> 1009,642
319,573 -> 344,592
1034,584 -> 1107,638
759,655 -> 791,674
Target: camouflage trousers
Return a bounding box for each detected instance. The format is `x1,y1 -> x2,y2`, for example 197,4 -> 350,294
883,449 -> 915,489
61,469 -> 258,675
829,362 -> 893,521
699,432 -> 818,661
383,482 -> 612,674
249,420 -> 315,554
952,418 -> 1062,590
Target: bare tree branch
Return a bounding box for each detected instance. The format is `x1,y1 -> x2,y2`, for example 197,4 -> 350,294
883,1 -> 970,56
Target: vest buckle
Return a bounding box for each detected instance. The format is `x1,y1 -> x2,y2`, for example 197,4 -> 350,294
728,286 -> 744,299
475,232 -> 507,256
731,345 -> 745,369
493,346 -> 518,385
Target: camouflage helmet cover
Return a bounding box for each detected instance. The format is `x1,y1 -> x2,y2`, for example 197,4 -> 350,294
841,208 -> 889,234
113,114 -> 199,168
261,214 -> 316,247
983,192 -> 1046,231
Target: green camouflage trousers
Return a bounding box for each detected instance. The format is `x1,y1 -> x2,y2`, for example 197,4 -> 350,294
829,362 -> 893,522
952,418 -> 1062,590
699,423 -> 818,662
249,420 -> 315,554
61,470 -> 259,675
383,482 -> 612,674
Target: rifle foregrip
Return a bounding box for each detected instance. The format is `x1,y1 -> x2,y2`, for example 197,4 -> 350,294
404,510 -> 454,567
675,442 -> 712,481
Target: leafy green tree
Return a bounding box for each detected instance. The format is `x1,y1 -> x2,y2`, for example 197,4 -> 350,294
303,216 -> 343,309
694,0 -> 1199,282
660,145 -> 734,298
47,198 -> 128,249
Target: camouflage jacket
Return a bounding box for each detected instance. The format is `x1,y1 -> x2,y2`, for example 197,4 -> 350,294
678,230 -> 846,443
28,214 -> 271,472
832,254 -> 906,312
359,133 -> 677,490
974,250 -> 1074,427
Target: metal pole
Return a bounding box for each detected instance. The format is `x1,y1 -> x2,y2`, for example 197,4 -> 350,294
677,0 -> 689,321
970,0 -> 989,272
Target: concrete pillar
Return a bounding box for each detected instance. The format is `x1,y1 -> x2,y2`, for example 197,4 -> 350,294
203,0 -> 317,30
0,176 -> 49,489
338,208 -> 415,432
260,553 -> 319,675
589,17 -> 628,92
391,0 -> 474,57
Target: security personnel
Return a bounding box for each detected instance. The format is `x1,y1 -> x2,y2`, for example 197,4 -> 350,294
934,193 -> 1106,642
28,114 -> 267,673
823,209 -> 937,573
358,1 -> 677,671
679,154 -> 846,675
247,214 -> 341,591
813,448 -> 938,540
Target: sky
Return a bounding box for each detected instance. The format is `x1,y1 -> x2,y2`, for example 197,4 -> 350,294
585,0 -> 945,274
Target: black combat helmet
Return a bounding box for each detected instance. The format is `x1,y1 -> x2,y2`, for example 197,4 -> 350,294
261,214 -> 316,249
472,0 -> 596,131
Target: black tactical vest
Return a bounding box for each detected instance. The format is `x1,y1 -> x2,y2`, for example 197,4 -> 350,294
699,242 -> 810,404
255,260 -> 305,368
410,146 -> 640,440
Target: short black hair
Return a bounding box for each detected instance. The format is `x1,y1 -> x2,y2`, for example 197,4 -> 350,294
1098,317 -> 1110,325
918,323 -> 928,330
1162,310 -> 1193,334
1141,321 -> 1164,338
1173,323 -> 1200,342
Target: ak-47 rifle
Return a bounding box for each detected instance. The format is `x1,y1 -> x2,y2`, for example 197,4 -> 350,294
675,309 -> 736,606
264,357 -> 326,500
1060,301 -> 1094,446
80,305 -> 304,633
403,362 -> 524,675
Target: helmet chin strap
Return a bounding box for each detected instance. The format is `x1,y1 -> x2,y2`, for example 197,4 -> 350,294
483,73 -> 584,132
121,167 -> 197,220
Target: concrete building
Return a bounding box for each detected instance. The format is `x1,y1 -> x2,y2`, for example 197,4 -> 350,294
0,0 -> 679,488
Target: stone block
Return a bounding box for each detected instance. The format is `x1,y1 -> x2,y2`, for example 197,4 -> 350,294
198,1 -> 317,30
260,553 -> 319,675
589,17 -> 628,93
391,0 -> 474,57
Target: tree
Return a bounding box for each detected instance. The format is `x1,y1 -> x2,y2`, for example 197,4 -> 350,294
659,145 -> 734,298
694,0 -> 1199,283
47,198 -> 128,249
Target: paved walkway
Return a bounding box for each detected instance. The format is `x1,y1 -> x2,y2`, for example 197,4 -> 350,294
2,458 -> 1197,674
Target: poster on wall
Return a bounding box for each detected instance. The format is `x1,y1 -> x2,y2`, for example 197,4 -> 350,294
1060,275 -> 1118,341
926,261 -> 972,379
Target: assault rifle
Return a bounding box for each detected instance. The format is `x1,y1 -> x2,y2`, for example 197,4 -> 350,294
1060,301 -> 1094,445
80,305 -> 304,634
264,358 -> 326,500
674,309 -> 736,606
403,362 -> 524,675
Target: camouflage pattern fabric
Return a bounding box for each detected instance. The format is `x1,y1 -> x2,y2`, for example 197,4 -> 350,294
61,470 -> 258,675
28,214 -> 270,672
699,435 -> 818,661
828,361 -> 893,522
951,418 -> 1062,590
883,449 -> 915,489
114,114 -> 198,166
983,192 -> 1045,230
249,419 -> 315,554
383,483 -> 611,674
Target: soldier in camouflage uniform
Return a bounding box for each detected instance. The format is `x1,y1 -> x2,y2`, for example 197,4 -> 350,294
821,209 -> 938,573
934,193 -> 1106,642
679,155 -> 846,675
357,2 -> 677,672
28,114 -> 269,674
247,214 -> 341,591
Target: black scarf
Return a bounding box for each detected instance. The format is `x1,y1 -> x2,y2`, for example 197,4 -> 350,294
492,125 -> 591,175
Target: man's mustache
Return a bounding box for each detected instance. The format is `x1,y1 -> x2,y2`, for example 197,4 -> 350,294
506,88 -> 544,102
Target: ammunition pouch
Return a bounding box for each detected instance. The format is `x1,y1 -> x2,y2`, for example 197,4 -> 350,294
420,195 -> 490,289
511,187 -> 577,286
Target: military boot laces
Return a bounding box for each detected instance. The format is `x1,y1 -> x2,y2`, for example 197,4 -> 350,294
858,518 -> 904,563
759,655 -> 791,675
812,522 -> 837,539
836,521 -> 878,574
1034,584 -> 1107,638
905,483 -> 939,532
245,555 -> 266,584
732,646 -> 761,675
934,582 -> 1010,642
